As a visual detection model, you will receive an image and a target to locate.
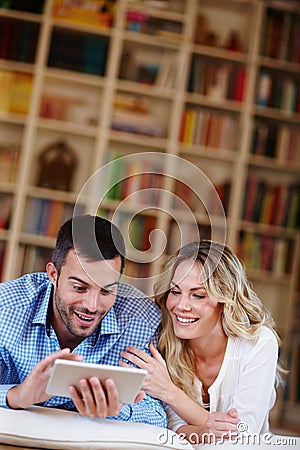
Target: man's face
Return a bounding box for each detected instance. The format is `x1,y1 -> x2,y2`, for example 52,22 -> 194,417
47,250 -> 121,345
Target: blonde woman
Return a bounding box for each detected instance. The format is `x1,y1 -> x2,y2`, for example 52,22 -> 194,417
120,241 -> 283,443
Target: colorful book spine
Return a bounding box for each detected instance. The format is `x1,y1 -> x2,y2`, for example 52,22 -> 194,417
179,109 -> 238,150
242,176 -> 300,229
237,231 -> 292,275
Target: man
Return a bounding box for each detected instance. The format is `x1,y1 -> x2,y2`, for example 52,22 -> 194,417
0,215 -> 167,427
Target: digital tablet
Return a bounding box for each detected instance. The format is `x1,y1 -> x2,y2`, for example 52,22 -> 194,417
46,359 -> 148,404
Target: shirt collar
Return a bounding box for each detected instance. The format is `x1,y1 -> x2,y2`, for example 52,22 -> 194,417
32,281 -> 53,326
98,305 -> 120,336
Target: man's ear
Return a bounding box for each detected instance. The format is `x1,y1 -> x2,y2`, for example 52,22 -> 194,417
46,262 -> 58,285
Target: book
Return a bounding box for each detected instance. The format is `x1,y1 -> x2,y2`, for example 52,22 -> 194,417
279,12 -> 292,61
182,109 -> 197,145
242,176 -> 259,222
9,72 -> 32,115
0,70 -> 13,112
281,78 -> 297,114
155,52 -> 174,87
0,194 -> 12,229
256,72 -> 272,106
111,110 -> 164,137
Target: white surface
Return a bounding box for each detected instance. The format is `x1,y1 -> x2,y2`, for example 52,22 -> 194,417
46,359 -> 147,404
0,406 -> 192,449
0,406 -> 299,449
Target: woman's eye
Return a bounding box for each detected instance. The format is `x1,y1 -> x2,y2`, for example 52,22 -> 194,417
170,289 -> 181,296
193,294 -> 206,299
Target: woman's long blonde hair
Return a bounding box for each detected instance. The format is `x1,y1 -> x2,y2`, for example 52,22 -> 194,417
155,240 -> 284,402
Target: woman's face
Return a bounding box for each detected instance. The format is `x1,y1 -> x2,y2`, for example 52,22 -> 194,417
166,260 -> 224,341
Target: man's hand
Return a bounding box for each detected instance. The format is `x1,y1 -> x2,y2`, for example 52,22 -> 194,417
6,348 -> 83,409
69,378 -> 145,418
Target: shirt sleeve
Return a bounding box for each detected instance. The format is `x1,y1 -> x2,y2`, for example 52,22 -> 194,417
0,385 -> 15,408
229,328 -> 278,434
0,355 -> 16,408
164,403 -> 187,432
107,393 -> 168,427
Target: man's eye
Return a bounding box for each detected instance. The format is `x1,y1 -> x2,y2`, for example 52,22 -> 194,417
73,285 -> 86,292
100,288 -> 114,296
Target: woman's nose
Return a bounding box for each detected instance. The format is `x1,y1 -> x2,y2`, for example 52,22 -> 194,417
177,294 -> 192,311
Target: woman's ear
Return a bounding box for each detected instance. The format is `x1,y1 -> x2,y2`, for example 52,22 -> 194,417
46,262 -> 58,286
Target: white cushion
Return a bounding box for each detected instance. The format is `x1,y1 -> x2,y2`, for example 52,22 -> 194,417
0,406 -> 193,449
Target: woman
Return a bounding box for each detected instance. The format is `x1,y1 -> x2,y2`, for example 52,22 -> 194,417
120,240 -> 284,443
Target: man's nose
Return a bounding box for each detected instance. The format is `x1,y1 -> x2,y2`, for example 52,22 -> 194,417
84,291 -> 100,312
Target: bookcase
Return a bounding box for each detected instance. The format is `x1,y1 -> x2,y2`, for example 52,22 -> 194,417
0,0 -> 299,427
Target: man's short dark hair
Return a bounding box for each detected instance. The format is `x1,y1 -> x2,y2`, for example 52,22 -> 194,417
53,215 -> 126,275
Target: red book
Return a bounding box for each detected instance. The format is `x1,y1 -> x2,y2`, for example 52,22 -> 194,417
0,20 -> 11,59
234,68 -> 246,102
242,176 -> 259,222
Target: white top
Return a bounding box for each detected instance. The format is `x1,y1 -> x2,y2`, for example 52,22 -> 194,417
166,326 -> 278,434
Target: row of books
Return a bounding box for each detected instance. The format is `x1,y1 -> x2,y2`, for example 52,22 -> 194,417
0,17 -> 40,64
22,198 -> 83,237
0,145 -> 20,183
52,0 -> 115,28
111,109 -> 165,137
119,48 -> 181,89
104,150 -> 232,216
18,244 -> 54,276
172,179 -> 230,217
237,231 -> 293,275
48,29 -> 108,76
251,121 -> 300,162
256,71 -> 300,114
166,221 -> 211,256
125,7 -> 182,39
104,151 -> 164,205
114,212 -> 157,253
188,57 -> 247,103
0,70 -> 32,115
262,8 -> 300,64
179,108 -> 239,150
0,0 -> 45,13
0,194 -> 12,229
242,176 -> 300,229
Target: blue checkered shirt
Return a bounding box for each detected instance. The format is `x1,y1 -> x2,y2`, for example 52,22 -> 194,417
0,272 -> 167,427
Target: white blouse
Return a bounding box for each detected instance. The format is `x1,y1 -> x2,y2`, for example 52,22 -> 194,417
165,326 -> 278,434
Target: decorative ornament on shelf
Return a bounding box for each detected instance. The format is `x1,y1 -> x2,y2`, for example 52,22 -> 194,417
36,140 -> 78,192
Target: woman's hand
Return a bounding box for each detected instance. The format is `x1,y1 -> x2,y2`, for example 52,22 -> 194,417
178,409 -> 240,444
120,343 -> 176,402
206,408 -> 240,438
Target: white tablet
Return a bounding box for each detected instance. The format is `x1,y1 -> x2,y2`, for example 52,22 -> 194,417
46,359 -> 148,404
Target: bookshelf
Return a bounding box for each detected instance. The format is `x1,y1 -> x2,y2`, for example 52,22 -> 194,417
0,0 -> 299,427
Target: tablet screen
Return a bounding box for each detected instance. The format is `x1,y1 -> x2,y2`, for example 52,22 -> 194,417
46,359 -> 147,404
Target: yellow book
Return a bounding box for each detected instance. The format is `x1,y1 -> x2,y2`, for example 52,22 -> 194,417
9,73 -> 32,115
0,70 -> 13,113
